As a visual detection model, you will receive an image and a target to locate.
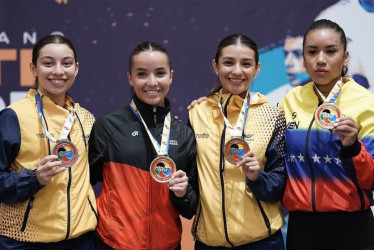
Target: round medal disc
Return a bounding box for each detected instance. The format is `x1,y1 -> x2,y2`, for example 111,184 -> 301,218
314,103 -> 342,129
224,137 -> 250,164
150,156 -> 176,183
52,140 -> 79,168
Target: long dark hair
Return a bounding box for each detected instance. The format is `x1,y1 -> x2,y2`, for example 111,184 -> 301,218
208,34 -> 259,96
303,19 -> 348,76
32,35 -> 77,87
128,41 -> 171,74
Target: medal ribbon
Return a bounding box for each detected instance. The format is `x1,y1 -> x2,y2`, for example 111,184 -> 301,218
314,78 -> 343,103
35,91 -> 75,143
217,90 -> 250,137
130,99 -> 171,156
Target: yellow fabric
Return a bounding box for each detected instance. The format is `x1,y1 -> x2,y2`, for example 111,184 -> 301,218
189,90 -> 284,247
0,89 -> 97,242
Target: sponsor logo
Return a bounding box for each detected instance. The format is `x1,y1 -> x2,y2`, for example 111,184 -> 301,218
244,134 -> 254,141
36,133 -> 54,139
169,139 -> 178,146
287,121 -> 300,129
195,133 -> 209,138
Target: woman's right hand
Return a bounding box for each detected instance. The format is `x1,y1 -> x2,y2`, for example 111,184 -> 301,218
35,155 -> 66,185
187,96 -> 207,110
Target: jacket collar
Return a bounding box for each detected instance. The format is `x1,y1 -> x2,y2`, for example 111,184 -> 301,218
133,95 -> 170,128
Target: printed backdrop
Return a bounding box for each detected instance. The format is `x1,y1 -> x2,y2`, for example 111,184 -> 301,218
1,0 -> 374,248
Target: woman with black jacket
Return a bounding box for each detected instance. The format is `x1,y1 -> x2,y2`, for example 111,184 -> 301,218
89,41 -> 198,250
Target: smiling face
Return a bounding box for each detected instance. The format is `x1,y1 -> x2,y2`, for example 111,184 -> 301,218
127,51 -> 173,107
303,28 -> 349,94
30,43 -> 78,106
212,44 -> 260,96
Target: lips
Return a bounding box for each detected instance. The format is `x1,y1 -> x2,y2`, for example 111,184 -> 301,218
50,79 -> 66,85
315,69 -> 328,76
229,78 -> 244,85
145,90 -> 160,95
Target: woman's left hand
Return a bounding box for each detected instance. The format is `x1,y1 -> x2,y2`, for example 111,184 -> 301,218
332,116 -> 360,146
169,170 -> 189,197
236,151 -> 260,181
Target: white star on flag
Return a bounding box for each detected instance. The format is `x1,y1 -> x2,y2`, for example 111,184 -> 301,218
323,155 -> 332,163
290,154 -> 296,162
312,153 -> 320,163
297,153 -> 305,162
335,157 -> 342,164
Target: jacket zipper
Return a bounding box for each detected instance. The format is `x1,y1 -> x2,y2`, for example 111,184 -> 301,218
64,135 -> 73,240
305,103 -> 318,211
65,162 -> 72,240
20,196 -> 35,231
220,95 -> 234,247
307,101 -> 365,211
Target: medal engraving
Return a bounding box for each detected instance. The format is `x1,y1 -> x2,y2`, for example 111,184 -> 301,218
224,138 -> 250,164
52,140 -> 79,168
150,156 -> 176,183
314,103 -> 342,129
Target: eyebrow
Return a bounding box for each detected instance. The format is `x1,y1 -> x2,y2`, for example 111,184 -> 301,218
306,44 -> 338,49
222,57 -> 254,62
40,56 -> 74,60
135,67 -> 167,71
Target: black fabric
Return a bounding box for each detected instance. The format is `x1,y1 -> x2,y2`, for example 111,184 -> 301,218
89,97 -> 199,219
287,209 -> 374,250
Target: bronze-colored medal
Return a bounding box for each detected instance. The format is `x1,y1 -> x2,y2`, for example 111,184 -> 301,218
52,140 -> 79,168
314,103 -> 342,129
224,137 -> 250,164
150,156 -> 176,183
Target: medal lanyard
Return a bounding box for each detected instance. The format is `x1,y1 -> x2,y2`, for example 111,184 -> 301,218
35,92 -> 75,143
217,90 -> 250,137
314,78 -> 343,103
130,99 -> 171,156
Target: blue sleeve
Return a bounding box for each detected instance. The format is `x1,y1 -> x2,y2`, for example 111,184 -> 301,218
246,111 -> 287,203
0,108 -> 43,203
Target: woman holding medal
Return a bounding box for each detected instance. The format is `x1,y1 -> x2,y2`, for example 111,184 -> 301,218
188,34 -> 287,249
279,19 -> 374,249
88,41 -> 198,249
0,35 -> 97,249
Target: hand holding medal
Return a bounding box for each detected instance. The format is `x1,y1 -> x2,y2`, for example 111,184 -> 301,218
236,151 -> 260,181
314,79 -> 343,129
35,92 -> 79,168
168,170 -> 189,197
35,155 -> 66,185
331,116 -> 360,147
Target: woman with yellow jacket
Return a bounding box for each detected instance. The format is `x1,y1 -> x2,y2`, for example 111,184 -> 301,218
0,35 -> 97,249
189,34 -> 286,249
